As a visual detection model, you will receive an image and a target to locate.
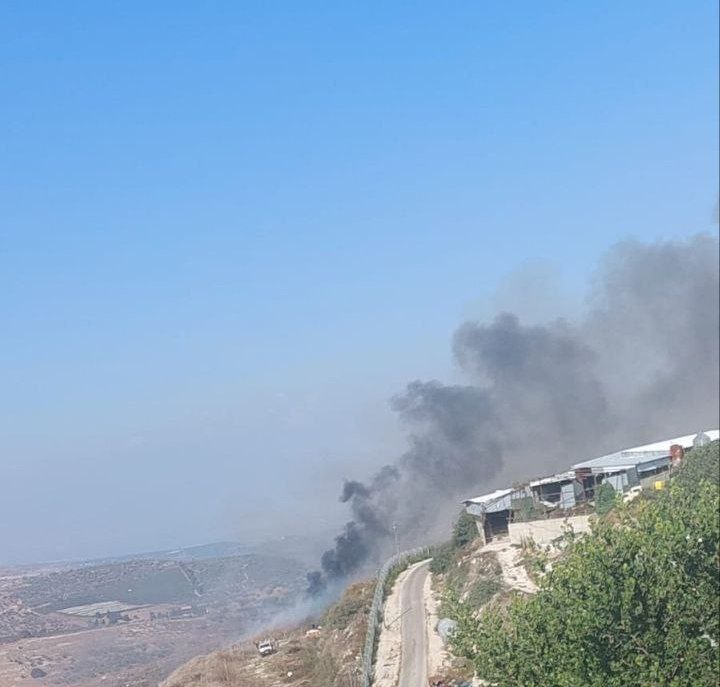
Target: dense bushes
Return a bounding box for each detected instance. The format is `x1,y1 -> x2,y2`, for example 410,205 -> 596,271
429,542 -> 455,574
451,441 -> 720,687
430,511 -> 479,575
462,571 -> 504,609
674,439 -> 720,487
594,480 -> 616,516
453,510 -> 479,548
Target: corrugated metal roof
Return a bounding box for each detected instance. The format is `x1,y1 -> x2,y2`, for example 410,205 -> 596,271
466,431 -> 718,508
529,471 -> 576,488
464,488 -> 512,506
573,451 -> 640,471
624,430 -> 719,455
572,430 -> 719,471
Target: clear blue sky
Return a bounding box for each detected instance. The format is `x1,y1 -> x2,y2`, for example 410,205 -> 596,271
1,1 -> 717,563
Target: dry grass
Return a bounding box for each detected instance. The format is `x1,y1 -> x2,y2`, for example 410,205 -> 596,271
161,582 -> 373,687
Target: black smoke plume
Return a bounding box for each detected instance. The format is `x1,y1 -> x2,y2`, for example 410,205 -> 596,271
308,234 -> 720,593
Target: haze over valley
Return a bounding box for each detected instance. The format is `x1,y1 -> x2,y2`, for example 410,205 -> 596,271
1,2 -> 718,685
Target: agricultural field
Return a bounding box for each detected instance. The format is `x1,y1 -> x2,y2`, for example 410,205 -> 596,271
0,549 -> 309,686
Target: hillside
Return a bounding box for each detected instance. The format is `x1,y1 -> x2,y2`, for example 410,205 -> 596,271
0,552 -> 309,686
440,440 -> 720,687
159,441 -> 720,687
161,581 -> 374,687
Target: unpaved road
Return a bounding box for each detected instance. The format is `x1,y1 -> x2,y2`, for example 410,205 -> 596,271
398,560 -> 431,687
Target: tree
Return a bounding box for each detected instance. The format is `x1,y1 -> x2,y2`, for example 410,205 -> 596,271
594,480 -> 616,516
451,441 -> 720,687
453,510 -> 478,548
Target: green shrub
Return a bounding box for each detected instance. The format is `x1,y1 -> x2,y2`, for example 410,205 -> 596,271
674,439 -> 719,487
594,480 -> 616,515
453,510 -> 479,548
323,583 -> 369,629
520,539 -> 549,581
430,511 -> 480,575
429,542 -> 454,574
464,575 -> 504,608
451,441 -> 720,687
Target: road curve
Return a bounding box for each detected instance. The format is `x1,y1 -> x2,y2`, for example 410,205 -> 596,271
398,560 -> 431,687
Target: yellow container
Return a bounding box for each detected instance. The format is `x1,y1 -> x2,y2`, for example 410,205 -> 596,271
654,480 -> 666,490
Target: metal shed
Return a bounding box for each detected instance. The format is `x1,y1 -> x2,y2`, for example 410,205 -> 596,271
464,486 -> 532,545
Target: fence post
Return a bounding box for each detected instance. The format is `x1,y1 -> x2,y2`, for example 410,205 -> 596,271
360,546 -> 430,687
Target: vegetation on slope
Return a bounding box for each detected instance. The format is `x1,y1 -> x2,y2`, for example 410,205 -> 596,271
450,440 -> 720,687
429,510 -> 479,575
429,511 -> 504,619
161,581 -> 373,687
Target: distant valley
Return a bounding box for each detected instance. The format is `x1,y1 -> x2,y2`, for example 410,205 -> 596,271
0,539 -> 316,686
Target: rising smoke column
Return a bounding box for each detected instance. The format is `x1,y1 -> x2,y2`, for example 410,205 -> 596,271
308,233 -> 720,592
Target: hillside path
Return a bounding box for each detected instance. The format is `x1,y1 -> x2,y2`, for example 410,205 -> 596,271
398,560 -> 431,687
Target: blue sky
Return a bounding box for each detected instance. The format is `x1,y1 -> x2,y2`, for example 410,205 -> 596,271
1,1 -> 718,563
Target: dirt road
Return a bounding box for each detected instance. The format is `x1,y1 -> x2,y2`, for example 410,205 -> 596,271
398,560 -> 431,687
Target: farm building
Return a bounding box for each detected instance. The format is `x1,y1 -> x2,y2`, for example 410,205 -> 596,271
529,470 -> 585,509
463,430 -> 718,549
572,429 -> 719,495
463,486 -> 532,545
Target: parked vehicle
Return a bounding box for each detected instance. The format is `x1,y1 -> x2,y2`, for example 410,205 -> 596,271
257,639 -> 275,656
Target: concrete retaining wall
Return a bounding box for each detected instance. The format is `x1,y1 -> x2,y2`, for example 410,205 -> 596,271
509,514 -> 592,547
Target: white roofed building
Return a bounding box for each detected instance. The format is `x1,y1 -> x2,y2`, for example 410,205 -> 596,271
462,430 -> 718,547
463,486 -> 532,545
572,430 -> 719,494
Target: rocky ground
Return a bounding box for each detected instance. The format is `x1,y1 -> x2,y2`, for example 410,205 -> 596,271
161,581 -> 374,687
0,551 -> 310,686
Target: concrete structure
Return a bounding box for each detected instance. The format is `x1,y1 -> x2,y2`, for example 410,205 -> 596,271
509,514 -> 592,547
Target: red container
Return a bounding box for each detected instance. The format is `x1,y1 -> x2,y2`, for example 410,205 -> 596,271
670,444 -> 684,463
